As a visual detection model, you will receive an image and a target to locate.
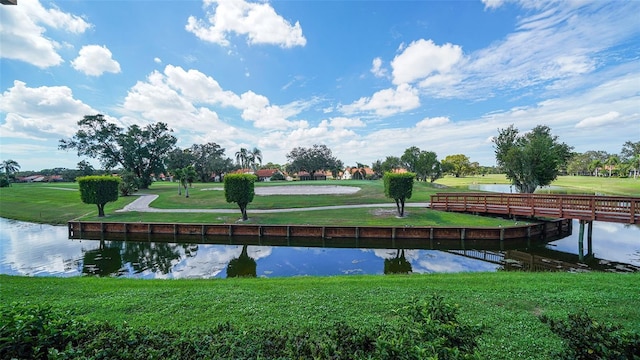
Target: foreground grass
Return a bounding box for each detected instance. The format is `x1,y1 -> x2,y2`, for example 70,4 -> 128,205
2,273 -> 639,360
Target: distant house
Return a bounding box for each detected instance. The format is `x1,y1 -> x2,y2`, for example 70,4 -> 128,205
19,175 -> 46,182
255,169 -> 283,182
296,171 -> 326,181
343,167 -> 374,180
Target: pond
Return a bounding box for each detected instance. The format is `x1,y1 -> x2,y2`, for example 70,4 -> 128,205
1,215 -> 638,278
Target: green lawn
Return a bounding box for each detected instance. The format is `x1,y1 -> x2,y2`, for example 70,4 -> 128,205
435,174 -> 640,196
1,180 -> 519,227
0,183 -> 137,224
2,272 -> 639,360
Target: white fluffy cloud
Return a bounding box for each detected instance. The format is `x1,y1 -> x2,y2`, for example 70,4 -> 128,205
71,45 -> 121,76
391,39 -> 463,85
0,81 -> 98,139
575,111 -> 621,129
122,65 -> 309,144
186,0 -> 306,48
370,57 -> 387,78
340,83 -> 420,117
416,116 -> 450,128
0,0 -> 91,68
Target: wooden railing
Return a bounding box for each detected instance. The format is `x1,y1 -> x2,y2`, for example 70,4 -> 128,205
430,193 -> 640,224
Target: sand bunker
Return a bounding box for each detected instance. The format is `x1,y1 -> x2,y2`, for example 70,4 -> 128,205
255,185 -> 360,195
201,185 -> 360,195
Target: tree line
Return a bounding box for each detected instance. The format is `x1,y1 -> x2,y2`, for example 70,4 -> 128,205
2,114 -> 638,195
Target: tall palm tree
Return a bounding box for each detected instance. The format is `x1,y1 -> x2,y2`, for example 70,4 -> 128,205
0,159 -> 21,185
588,159 -> 602,177
249,147 -> 262,171
235,148 -> 249,170
605,155 -> 619,177
181,165 -> 197,198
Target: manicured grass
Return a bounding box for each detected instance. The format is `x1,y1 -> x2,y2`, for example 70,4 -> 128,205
435,174 -> 640,196
2,273 -> 639,360
0,183 -> 137,224
85,207 -> 517,227
145,180 -> 438,209
2,180 -> 518,227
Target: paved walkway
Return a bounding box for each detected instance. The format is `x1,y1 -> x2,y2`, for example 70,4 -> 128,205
117,194 -> 430,213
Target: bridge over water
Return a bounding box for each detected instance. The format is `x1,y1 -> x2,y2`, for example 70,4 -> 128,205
430,193 -> 640,224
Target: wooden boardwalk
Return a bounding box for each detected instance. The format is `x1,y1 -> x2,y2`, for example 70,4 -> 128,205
430,193 -> 640,224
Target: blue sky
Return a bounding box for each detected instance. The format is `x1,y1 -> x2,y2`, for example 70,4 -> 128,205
1,0 -> 639,171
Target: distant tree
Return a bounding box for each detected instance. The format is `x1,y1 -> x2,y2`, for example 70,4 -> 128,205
442,154 -> 472,178
165,148 -> 195,178
605,155 -> 620,177
383,172 -> 415,217
330,160 -> 345,180
620,141 -> 640,178
77,160 -> 94,176
77,175 -> 120,217
401,147 -> 442,182
0,159 -> 20,185
286,144 -> 341,180
224,173 -> 257,221
270,171 -> 286,181
588,159 -> 603,177
118,170 -> 139,196
189,142 -> 231,182
181,165 -> 197,198
248,147 -> 263,171
235,148 -> 250,170
620,140 -> 640,161
372,156 -> 402,178
59,114 -> 177,189
493,125 -> 572,193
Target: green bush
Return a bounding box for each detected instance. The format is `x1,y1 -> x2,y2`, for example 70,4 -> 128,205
540,312 -> 640,359
0,303 -> 87,359
0,296 -> 483,360
224,173 -> 257,221
383,172 -> 416,217
0,176 -> 9,188
77,175 -> 120,217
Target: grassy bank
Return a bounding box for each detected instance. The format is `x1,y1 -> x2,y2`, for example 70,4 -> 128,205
2,273 -> 639,359
0,181 -> 518,227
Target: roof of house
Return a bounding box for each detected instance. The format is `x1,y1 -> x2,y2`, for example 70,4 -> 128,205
255,169 -> 279,177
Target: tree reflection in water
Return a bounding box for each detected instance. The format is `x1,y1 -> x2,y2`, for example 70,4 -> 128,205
121,242 -> 185,275
226,245 -> 257,278
82,240 -> 122,276
384,249 -> 413,274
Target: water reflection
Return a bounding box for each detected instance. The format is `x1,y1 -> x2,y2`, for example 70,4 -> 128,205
226,245 -> 257,278
82,241 -> 122,276
384,249 -> 412,274
1,217 -> 638,278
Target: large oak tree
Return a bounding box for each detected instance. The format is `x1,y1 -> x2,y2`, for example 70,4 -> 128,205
59,114 -> 177,189
493,125 -> 572,193
286,144 -> 342,179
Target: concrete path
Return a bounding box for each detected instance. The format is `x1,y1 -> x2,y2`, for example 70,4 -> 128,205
117,194 -> 430,213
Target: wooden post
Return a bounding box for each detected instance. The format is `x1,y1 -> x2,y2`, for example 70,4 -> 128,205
578,220 -> 585,261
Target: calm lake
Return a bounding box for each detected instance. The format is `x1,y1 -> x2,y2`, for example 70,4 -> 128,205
1,215 -> 638,278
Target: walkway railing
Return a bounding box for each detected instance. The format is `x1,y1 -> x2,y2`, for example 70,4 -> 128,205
430,193 -> 640,224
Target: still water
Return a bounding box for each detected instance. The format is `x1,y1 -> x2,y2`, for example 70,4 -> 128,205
1,215 -> 638,278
